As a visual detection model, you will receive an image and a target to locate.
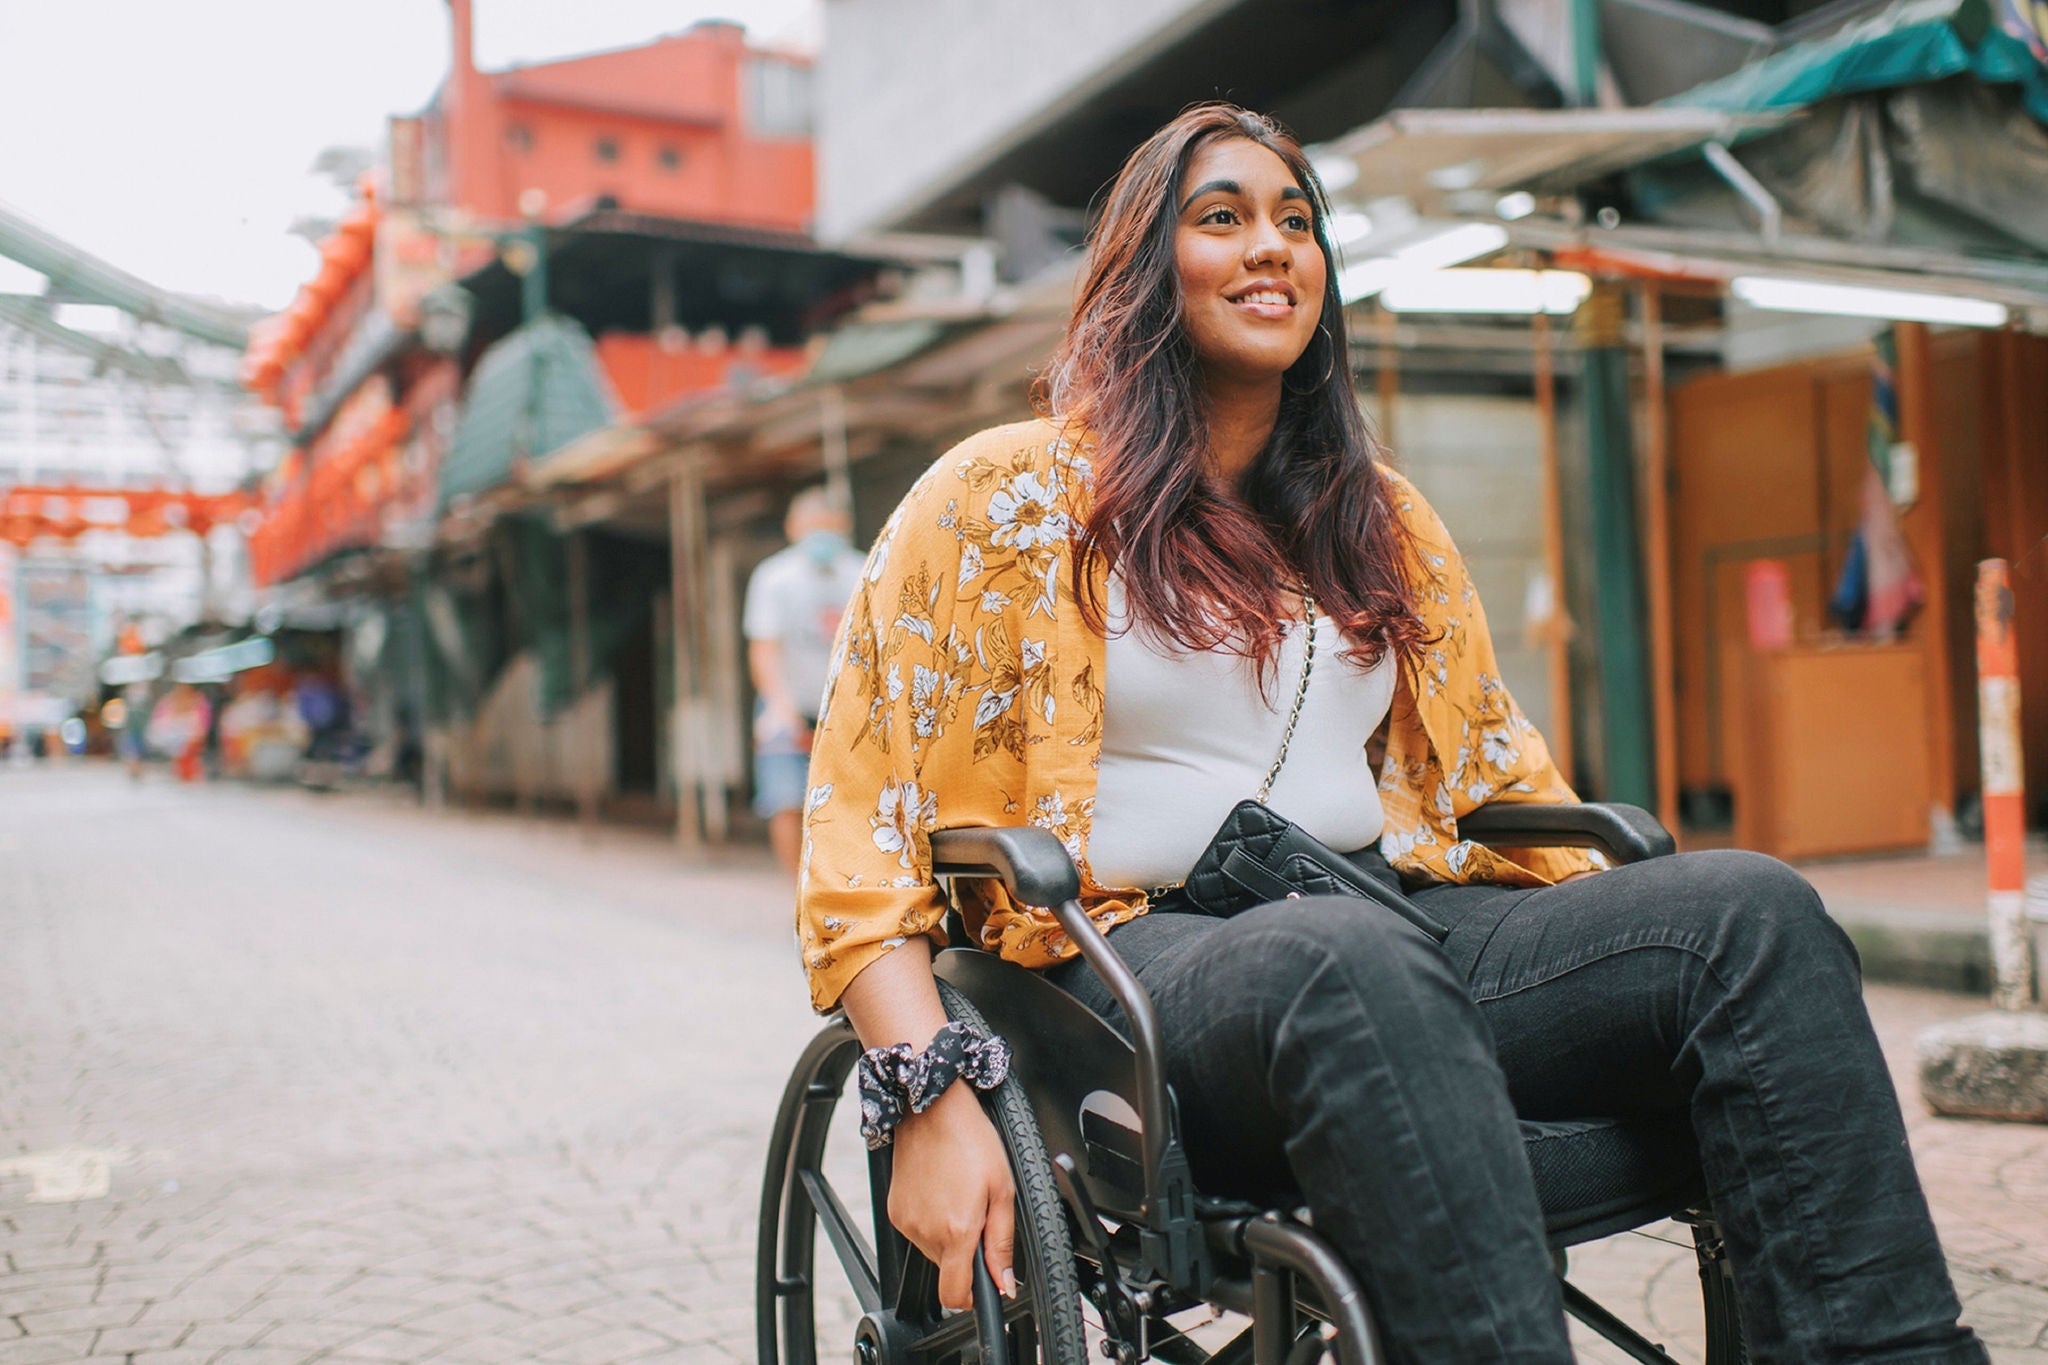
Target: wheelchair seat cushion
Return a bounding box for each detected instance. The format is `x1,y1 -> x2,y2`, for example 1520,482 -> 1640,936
1521,1114 -> 1704,1248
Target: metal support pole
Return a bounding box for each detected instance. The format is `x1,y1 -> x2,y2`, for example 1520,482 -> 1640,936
1639,284 -> 1681,836
821,387 -> 855,532
650,247 -> 677,334
1533,309 -> 1575,786
668,467 -> 705,849
567,528 -> 598,840
197,530 -> 217,622
1571,0 -> 1602,106
1978,559 -> 2035,1011
494,528 -> 535,815
1374,306 -> 1398,451
1576,283 -> 1656,807
1701,142 -> 1783,247
1895,323 -> 1961,840
1250,1259 -> 1294,1365
408,555 -> 444,809
519,220 -> 548,324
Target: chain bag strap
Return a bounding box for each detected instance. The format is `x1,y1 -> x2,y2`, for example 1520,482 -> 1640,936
1149,584 -> 1316,900
1163,584 -> 1451,940
1253,584 -> 1317,805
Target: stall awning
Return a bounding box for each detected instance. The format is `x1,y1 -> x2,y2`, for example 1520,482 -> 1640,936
1318,106 -> 1786,206
439,314 -> 618,508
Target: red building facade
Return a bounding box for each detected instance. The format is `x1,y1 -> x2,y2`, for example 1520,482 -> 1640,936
241,7 -> 826,588
433,6 -> 815,232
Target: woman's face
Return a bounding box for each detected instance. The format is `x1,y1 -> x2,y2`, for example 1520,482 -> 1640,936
1172,136 -> 1327,389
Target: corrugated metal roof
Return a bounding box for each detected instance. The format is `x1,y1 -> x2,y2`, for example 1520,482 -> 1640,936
439,314 -> 618,507
807,319 -> 952,383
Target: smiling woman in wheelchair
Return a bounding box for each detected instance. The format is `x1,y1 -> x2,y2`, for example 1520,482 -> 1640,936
785,104 -> 1983,1365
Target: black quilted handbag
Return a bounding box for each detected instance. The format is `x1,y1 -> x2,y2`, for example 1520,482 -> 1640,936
1164,587 -> 1451,942
1177,798 -> 1450,940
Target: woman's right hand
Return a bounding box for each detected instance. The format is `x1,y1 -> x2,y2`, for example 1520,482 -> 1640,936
837,938 -> 1016,1312
888,1079 -> 1017,1312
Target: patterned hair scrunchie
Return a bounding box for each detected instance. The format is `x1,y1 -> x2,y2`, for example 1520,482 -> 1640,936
857,1020 -> 1012,1150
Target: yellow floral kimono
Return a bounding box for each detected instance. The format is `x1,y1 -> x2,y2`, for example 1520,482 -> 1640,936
796,417 -> 1596,1011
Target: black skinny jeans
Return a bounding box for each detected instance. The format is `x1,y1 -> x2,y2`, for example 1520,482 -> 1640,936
1048,849 -> 1985,1365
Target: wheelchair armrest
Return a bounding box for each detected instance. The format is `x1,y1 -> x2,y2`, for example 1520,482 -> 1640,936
930,826 -> 1082,907
928,825 -> 1183,1232
1458,801 -> 1675,865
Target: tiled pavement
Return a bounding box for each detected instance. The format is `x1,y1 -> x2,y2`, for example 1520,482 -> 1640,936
3,764 -> 2044,1364
2,768 -> 813,1365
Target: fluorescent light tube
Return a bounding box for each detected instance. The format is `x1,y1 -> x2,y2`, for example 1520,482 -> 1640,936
1327,209 -> 1375,249
1380,270 -> 1592,315
1338,223 -> 1510,303
1396,223 -> 1510,271
1731,276 -> 2008,327
1308,152 -> 1359,193
1494,191 -> 1537,221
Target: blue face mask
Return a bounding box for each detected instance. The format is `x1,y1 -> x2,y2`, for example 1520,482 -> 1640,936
799,529 -> 850,568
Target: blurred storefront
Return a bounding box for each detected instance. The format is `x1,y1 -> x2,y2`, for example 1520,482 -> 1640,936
0,204 -> 278,752
238,6 -> 885,819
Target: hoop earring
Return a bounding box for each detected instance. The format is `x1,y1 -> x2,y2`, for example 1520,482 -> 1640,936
1283,323 -> 1338,396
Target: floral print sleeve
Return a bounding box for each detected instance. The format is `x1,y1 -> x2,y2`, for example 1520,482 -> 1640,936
796,455 -> 968,1012
798,422 -> 1091,1011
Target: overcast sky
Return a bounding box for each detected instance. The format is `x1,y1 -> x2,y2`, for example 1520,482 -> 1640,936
0,1 -> 820,312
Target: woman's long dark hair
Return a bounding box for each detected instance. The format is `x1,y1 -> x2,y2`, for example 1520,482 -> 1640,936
1038,103 -> 1427,686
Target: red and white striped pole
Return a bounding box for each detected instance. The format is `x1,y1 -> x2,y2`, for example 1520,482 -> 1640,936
1977,559 -> 2034,1012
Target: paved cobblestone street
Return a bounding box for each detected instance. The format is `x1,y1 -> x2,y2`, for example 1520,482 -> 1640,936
4,765 -> 2046,1364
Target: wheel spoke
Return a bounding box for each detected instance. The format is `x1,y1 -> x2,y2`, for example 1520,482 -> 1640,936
1010,1311 -> 1037,1364
896,1245 -> 940,1325
870,1145 -> 907,1303
908,1307 -> 981,1359
1561,1281 -> 1685,1365
799,1169 -> 882,1313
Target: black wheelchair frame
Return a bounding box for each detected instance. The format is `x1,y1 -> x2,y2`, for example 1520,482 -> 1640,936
760,802 -> 1747,1364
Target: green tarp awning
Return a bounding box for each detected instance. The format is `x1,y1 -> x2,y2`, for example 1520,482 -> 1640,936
1668,0 -> 2048,122
439,313 -> 617,508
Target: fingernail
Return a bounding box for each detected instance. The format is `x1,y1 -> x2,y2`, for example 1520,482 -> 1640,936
1001,1268 -> 1017,1298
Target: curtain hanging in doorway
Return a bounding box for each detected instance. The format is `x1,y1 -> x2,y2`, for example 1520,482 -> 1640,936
1829,331 -> 1925,637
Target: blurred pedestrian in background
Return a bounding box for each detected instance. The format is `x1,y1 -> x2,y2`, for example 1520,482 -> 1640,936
109,688 -> 148,780
147,683 -> 212,784
744,487 -> 865,874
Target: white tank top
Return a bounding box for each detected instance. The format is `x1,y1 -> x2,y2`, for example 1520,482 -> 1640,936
1086,578 -> 1396,892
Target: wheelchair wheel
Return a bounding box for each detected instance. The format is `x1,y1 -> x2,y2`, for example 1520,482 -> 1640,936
758,981 -> 1087,1363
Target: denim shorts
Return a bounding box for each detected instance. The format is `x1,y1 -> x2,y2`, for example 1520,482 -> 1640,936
753,751 -> 811,818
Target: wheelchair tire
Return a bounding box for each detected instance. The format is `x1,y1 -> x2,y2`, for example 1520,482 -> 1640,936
1694,1218 -> 1748,1365
757,983 -> 1087,1364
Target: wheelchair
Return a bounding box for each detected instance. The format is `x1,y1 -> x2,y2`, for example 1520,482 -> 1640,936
760,803 -> 1746,1364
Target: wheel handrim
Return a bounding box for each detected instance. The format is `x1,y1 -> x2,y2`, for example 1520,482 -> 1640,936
759,1016 -> 1088,1363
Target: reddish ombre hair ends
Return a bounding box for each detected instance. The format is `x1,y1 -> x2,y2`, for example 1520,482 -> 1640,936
1038,104 -> 1427,683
